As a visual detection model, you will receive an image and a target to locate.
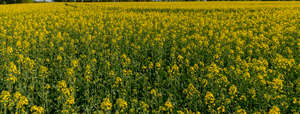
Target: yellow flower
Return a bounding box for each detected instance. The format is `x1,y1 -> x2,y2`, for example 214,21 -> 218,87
61,109 -> 69,113
272,78 -> 283,90
239,95 -> 247,101
71,59 -> 79,68
122,69 -> 132,76
57,55 -> 63,61
268,106 -> 280,114
159,106 -> 166,112
7,46 -> 13,54
66,68 -> 75,76
85,75 -> 91,82
39,66 -> 48,76
229,85 -> 238,96
66,96 -> 75,105
14,93 -> 29,109
0,91 -> 11,103
116,98 -> 128,111
205,91 -> 215,104
7,74 -> 17,83
292,97 -> 297,104
150,89 -> 157,97
14,92 -> 22,99
129,108 -> 135,113
202,79 -> 208,87
183,83 -> 200,98
140,101 -> 149,112
45,84 -> 51,89
148,62 -> 153,69
164,100 -> 173,111
101,98 -> 112,111
109,70 -> 115,76
16,40 -> 22,48
142,66 -> 147,70
217,106 -> 225,112
155,62 -> 161,68
115,77 -> 122,84
248,88 -> 256,98
177,55 -> 184,61
177,110 -> 184,114
8,62 -> 20,75
62,88 -> 72,96
235,108 -> 247,114
59,47 -> 64,52
31,105 -> 44,114
172,64 -> 179,72
57,80 -> 67,89
243,72 -> 250,79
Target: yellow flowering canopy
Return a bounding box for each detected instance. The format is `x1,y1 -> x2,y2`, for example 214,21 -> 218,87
0,2 -> 299,113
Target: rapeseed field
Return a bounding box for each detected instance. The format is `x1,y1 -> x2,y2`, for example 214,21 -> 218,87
0,2 -> 299,113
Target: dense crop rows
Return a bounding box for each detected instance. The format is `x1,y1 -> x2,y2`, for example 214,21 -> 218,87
0,2 -> 299,113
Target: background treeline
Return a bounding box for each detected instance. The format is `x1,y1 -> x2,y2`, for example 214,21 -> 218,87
1,0 -> 33,4
53,0 -> 298,1
0,0 -> 298,4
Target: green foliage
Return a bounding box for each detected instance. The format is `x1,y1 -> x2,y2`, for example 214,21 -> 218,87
0,0 -> 7,4
16,0 -> 33,3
